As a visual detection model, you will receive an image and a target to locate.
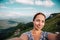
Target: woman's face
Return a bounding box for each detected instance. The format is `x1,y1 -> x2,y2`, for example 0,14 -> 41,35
33,14 -> 45,30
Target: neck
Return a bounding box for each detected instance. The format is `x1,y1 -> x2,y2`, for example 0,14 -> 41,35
31,28 -> 42,34
34,27 -> 42,31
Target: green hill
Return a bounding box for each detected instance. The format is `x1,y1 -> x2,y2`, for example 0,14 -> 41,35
43,13 -> 60,33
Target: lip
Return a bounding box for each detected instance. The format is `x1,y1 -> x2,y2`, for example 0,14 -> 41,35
37,26 -> 41,28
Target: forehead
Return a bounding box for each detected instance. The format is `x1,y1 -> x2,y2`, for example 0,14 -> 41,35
35,15 -> 45,20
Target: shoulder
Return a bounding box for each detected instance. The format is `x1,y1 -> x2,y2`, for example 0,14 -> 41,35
20,33 -> 28,40
42,31 -> 49,37
19,31 -> 30,40
42,31 -> 57,40
42,31 -> 49,38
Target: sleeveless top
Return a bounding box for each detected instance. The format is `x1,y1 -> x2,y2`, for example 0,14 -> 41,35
23,31 -> 49,40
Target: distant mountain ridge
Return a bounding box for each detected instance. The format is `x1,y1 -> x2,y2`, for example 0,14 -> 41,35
43,13 -> 60,32
46,13 -> 60,20
0,20 -> 18,29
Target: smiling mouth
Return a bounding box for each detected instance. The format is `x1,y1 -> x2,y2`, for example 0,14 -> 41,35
35,25 -> 41,28
37,25 -> 41,27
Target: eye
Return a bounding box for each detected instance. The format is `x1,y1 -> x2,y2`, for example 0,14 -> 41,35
42,20 -> 45,23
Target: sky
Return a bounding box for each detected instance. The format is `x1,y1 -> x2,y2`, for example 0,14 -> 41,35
0,0 -> 60,21
0,0 -> 60,29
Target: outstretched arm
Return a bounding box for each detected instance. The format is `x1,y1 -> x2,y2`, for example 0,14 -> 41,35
48,33 -> 57,40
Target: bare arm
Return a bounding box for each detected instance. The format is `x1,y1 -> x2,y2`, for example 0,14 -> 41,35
48,33 -> 57,40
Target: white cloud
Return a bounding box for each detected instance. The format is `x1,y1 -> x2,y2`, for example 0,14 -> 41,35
0,0 -> 54,7
15,0 -> 34,5
35,0 -> 43,5
0,11 -> 34,19
15,0 -> 54,7
43,0 -> 54,6
10,12 -> 34,17
35,0 -> 54,6
11,7 -> 34,10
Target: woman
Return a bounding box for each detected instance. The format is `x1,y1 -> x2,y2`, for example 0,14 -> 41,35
19,12 -> 56,40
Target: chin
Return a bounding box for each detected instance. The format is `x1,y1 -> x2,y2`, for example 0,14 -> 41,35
39,27 -> 43,30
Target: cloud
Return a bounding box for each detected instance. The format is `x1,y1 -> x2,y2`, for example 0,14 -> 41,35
35,0 -> 54,7
0,20 -> 18,29
10,7 -> 34,10
0,5 -> 36,17
35,0 -> 43,5
0,4 -> 34,10
15,0 -> 34,5
15,0 -> 54,7
0,5 -> 8,8
0,11 -> 34,19
0,0 -> 54,7
43,0 -> 54,6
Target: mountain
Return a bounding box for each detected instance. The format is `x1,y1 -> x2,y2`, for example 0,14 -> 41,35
0,16 -> 33,29
0,20 -> 18,29
43,13 -> 60,32
46,13 -> 60,20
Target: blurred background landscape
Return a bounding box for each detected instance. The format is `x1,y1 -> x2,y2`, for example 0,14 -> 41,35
0,0 -> 60,40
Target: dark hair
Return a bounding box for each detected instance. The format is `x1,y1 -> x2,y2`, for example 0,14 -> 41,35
33,12 -> 46,21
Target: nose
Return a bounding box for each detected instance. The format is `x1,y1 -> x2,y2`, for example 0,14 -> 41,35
39,21 -> 42,26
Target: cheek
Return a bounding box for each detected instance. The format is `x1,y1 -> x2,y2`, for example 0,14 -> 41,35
42,23 -> 45,26
34,21 -> 39,26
